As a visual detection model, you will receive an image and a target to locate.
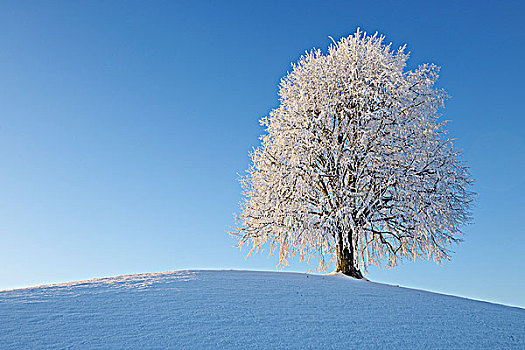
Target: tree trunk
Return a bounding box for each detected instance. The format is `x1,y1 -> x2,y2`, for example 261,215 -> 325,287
335,244 -> 364,279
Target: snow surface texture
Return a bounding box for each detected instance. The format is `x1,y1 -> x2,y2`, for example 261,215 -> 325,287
1,270 -> 523,349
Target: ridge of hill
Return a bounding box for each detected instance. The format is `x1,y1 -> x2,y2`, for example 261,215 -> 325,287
1,270 -> 523,349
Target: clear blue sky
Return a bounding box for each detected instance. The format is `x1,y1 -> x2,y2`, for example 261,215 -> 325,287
0,1 -> 523,307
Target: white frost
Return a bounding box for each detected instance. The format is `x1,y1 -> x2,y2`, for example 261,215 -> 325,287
233,29 -> 474,272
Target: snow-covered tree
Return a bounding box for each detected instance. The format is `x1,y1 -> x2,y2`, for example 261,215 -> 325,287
232,30 -> 474,278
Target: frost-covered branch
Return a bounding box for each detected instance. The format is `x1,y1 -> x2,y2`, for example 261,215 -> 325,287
231,29 -> 475,276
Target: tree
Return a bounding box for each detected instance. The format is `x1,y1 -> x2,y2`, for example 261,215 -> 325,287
232,30 -> 474,279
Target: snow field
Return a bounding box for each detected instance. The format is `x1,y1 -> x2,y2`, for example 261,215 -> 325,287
0,270 -> 523,349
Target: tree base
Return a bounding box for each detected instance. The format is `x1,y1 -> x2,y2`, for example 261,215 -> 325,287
336,245 -> 364,279
335,267 -> 364,279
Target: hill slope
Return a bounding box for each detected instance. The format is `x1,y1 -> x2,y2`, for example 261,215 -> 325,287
1,270 -> 523,349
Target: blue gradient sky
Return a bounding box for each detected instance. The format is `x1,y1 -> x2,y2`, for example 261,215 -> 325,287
1,1 -> 523,307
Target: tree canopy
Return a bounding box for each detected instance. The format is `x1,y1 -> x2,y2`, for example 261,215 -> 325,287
232,30 -> 474,278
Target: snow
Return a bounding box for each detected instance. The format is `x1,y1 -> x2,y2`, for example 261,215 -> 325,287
1,270 -> 523,349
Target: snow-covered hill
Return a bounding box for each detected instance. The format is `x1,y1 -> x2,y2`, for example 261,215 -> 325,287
1,270 -> 523,349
